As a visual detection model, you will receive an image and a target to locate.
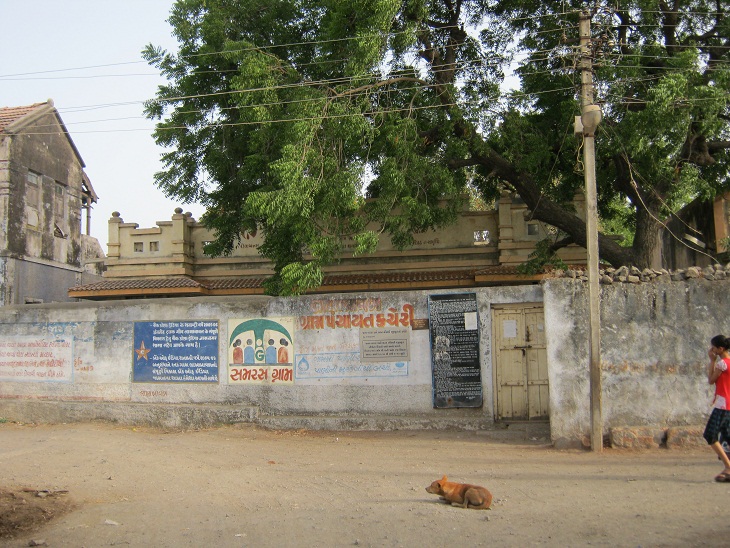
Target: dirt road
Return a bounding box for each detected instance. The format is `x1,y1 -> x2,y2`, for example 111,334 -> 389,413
0,422 -> 727,547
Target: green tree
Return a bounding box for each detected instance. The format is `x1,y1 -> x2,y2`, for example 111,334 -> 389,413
144,0 -> 730,294
489,0 -> 729,268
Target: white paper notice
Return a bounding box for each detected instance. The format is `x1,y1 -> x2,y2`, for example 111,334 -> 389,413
464,312 -> 478,331
503,319 -> 518,339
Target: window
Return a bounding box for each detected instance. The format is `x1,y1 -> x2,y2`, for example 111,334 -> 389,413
54,181 -> 66,220
527,223 -> 539,236
149,241 -> 159,252
26,187 -> 39,208
26,209 -> 39,228
26,170 -> 41,186
134,242 -> 143,252
26,171 -> 41,213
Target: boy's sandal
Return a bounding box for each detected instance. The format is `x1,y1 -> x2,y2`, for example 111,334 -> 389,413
714,472 -> 730,482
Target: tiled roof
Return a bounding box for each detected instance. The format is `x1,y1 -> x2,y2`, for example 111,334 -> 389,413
68,265 -> 553,299
0,102 -> 47,132
200,277 -> 267,290
321,270 -> 474,285
68,269 -> 491,298
474,265 -> 524,276
474,265 -> 558,277
70,277 -> 205,292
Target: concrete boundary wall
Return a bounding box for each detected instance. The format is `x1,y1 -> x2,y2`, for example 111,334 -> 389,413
0,287 -> 541,432
543,278 -> 723,446
0,279 -> 720,445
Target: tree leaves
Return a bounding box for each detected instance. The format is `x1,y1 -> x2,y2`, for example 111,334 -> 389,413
145,0 -> 730,292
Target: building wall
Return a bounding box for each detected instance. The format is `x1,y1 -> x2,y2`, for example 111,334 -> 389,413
0,286 -> 541,429
4,111 -> 85,267
0,133 -> 11,255
0,256 -> 11,307
662,193 -> 730,270
104,193 -> 588,281
1,257 -> 86,304
0,109 -> 103,305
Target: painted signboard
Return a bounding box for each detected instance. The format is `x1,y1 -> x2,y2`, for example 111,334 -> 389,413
295,351 -> 408,380
228,318 -> 295,384
428,293 -> 483,408
0,337 -> 73,382
133,321 -> 219,382
360,327 -> 410,362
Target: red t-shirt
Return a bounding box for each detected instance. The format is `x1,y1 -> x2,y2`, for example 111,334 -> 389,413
714,357 -> 730,410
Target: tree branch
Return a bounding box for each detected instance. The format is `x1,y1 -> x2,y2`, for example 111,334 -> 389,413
548,235 -> 575,254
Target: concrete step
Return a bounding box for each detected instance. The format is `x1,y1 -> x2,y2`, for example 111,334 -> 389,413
0,400 -> 551,442
0,400 -> 258,429
256,414 -> 551,442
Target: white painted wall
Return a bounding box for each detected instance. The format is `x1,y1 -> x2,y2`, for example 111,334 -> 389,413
0,287 -> 541,428
2,279 -> 714,444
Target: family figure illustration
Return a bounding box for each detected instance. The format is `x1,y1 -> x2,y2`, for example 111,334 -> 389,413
232,337 -> 289,365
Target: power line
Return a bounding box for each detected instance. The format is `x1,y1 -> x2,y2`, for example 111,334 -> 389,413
0,11 -> 582,80
15,85 -> 583,137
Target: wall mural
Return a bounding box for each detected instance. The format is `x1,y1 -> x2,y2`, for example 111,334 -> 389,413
228,318 -> 295,384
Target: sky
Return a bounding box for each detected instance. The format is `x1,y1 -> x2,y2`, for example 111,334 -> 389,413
0,0 -> 205,250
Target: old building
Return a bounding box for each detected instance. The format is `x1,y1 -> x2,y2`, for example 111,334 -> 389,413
0,100 -> 104,305
69,191 -> 588,299
661,192 -> 730,270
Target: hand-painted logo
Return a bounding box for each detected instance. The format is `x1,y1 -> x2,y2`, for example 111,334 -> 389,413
228,319 -> 294,365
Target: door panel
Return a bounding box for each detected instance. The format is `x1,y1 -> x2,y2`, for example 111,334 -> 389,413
494,305 -> 549,420
525,309 -> 548,419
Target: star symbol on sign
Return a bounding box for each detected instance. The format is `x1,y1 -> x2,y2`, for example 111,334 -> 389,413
135,341 -> 151,361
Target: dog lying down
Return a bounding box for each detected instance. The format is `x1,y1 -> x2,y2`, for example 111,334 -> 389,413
425,475 -> 493,509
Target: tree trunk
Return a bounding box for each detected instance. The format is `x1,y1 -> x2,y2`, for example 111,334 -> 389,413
631,198 -> 664,269
473,148 -> 639,268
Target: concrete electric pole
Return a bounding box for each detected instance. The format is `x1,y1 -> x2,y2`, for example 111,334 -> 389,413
578,11 -> 603,452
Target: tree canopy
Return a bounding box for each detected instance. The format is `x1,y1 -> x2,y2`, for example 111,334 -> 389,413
144,0 -> 730,294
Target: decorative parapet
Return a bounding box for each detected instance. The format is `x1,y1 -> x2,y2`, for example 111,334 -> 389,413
107,211 -> 123,260
103,196 -> 591,282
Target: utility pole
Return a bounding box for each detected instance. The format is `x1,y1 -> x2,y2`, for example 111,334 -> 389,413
578,11 -> 603,452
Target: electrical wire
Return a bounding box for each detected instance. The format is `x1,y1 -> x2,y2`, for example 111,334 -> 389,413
15,90 -> 578,136
0,11 -> 583,80
2,10 -> 726,140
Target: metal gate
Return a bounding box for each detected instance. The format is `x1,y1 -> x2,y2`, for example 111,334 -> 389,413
492,304 -> 549,420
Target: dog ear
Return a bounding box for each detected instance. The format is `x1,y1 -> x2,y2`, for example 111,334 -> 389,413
441,475 -> 448,482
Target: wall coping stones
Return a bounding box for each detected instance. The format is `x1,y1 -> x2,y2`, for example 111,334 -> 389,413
547,263 -> 730,285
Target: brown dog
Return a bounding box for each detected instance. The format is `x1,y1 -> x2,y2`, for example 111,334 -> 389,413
425,475 -> 493,509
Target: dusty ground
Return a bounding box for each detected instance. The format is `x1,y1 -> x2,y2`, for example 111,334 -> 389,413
0,422 -> 728,547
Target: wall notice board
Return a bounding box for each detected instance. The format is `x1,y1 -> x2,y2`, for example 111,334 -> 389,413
428,293 -> 482,408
